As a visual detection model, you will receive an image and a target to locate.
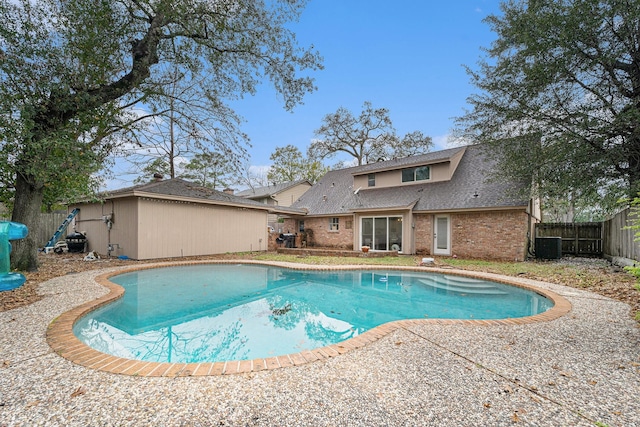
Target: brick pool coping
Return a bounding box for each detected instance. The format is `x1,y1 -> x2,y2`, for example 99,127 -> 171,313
46,260 -> 572,377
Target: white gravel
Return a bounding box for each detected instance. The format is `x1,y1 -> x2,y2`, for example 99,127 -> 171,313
0,264 -> 639,426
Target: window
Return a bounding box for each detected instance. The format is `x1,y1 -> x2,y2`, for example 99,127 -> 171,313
329,217 -> 339,231
368,173 -> 376,187
401,165 -> 430,183
298,220 -> 305,232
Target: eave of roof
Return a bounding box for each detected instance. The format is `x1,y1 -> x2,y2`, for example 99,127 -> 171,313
87,178 -> 288,212
130,190 -> 275,211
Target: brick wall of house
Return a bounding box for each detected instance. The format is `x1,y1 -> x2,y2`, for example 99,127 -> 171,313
413,210 -> 529,261
281,210 -> 528,260
451,210 -> 528,261
414,214 -> 433,254
283,216 -> 353,249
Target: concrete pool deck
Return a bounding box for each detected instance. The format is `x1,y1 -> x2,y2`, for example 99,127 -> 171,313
1,261 -> 639,426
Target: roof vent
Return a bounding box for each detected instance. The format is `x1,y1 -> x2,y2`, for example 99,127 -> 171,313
153,173 -> 163,181
322,195 -> 327,202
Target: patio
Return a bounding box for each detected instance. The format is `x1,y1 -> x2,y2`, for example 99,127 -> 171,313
0,264 -> 638,426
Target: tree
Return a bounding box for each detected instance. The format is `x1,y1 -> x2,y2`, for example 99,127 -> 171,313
1,0 -> 322,270
236,162 -> 270,191
267,145 -> 328,184
455,0 -> 640,213
133,158 -> 172,185
118,64 -> 249,182
181,151 -> 237,190
309,101 -> 433,166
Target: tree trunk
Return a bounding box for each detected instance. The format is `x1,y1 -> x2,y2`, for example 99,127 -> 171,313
10,173 -> 44,272
629,153 -> 640,200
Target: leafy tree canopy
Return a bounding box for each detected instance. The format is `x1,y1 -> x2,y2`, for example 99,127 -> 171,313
133,158 -> 171,185
309,101 -> 433,166
267,145 -> 328,184
455,0 -> 640,214
0,0 -> 322,270
181,150 -> 237,190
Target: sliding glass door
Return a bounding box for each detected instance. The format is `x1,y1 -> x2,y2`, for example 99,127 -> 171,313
361,216 -> 403,252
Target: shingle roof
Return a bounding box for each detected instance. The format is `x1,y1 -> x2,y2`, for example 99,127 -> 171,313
103,178 -> 285,211
235,180 -> 311,199
290,145 -> 528,216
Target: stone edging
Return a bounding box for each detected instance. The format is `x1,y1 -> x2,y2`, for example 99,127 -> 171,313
46,260 -> 572,377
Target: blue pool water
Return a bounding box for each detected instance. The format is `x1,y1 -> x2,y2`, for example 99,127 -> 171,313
73,264 -> 553,363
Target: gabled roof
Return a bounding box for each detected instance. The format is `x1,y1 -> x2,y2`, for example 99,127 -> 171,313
100,178 -> 306,214
290,145 -> 528,216
235,179 -> 311,199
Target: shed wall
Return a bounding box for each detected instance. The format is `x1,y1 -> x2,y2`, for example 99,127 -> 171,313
72,199 -> 139,258
136,198 -> 268,259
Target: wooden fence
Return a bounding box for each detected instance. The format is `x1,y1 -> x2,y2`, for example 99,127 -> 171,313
1,211 -> 70,247
535,222 -> 603,257
534,208 -> 640,261
602,207 -> 640,262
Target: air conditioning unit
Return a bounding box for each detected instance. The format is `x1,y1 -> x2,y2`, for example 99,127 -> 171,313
535,237 -> 562,259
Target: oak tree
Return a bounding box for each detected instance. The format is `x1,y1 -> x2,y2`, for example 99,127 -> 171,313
309,101 -> 433,166
0,0 -> 321,270
456,0 -> 640,213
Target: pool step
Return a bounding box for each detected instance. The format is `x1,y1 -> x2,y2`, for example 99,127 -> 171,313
418,278 -> 508,295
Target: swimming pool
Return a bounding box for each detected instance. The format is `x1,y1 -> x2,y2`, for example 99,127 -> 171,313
73,264 -> 553,364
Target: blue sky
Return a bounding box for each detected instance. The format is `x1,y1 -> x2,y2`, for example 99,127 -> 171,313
108,0 -> 502,189
231,0 -> 502,164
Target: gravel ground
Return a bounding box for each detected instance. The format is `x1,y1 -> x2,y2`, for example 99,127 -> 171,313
1,264 -> 639,426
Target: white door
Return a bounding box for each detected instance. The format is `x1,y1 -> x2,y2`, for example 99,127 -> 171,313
433,215 -> 450,255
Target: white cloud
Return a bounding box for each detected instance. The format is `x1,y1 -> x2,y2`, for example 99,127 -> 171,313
433,133 -> 472,149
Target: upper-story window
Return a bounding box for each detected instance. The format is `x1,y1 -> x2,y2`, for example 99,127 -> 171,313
401,166 -> 430,183
368,173 -> 376,187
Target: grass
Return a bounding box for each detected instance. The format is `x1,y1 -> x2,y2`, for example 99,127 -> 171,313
440,258 -> 614,289
253,253 -> 420,266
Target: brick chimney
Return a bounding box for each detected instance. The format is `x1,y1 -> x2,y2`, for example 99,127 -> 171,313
153,173 -> 163,181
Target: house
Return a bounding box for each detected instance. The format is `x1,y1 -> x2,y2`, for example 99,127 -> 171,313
69,178 -> 300,260
281,145 -> 540,261
235,180 -> 312,232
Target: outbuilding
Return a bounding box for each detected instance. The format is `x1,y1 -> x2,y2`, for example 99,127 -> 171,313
70,178 -> 294,260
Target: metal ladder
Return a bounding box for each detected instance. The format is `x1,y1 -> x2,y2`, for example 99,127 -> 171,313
45,208 -> 80,248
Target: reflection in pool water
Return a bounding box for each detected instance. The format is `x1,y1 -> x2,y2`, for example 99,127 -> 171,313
74,264 -> 553,363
